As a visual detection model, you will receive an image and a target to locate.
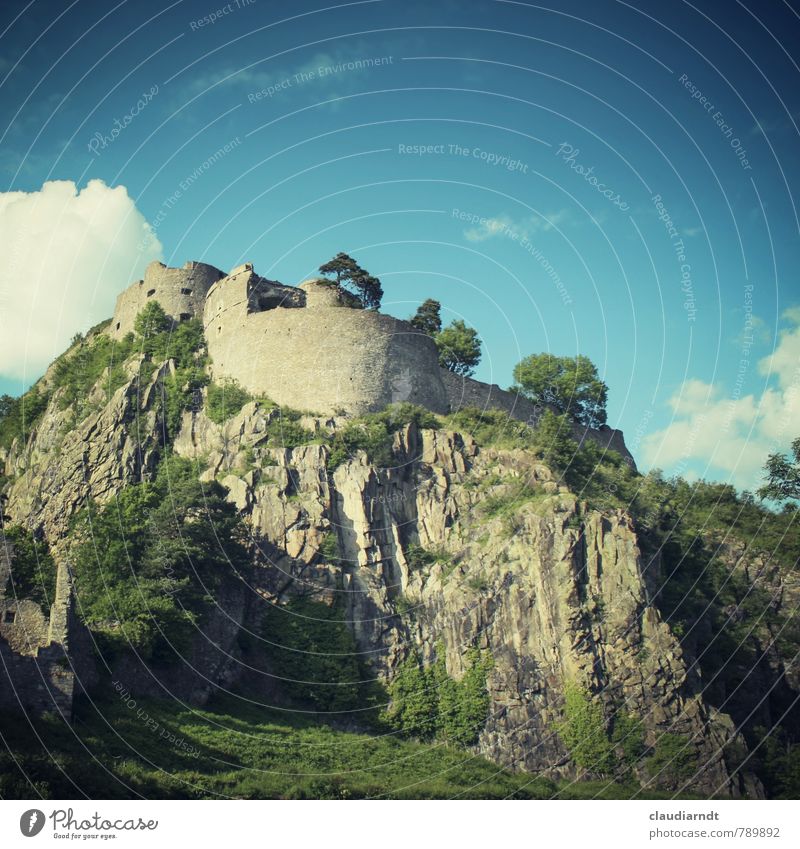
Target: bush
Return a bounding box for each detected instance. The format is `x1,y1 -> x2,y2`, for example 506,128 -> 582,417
645,733 -> 698,786
557,683 -> 614,775
2,525 -> 56,608
206,380 -> 253,425
71,455 -> 250,662
264,410 -> 315,450
52,332 -> 134,414
0,388 -> 51,451
386,644 -> 493,746
260,597 -> 363,712
611,712 -> 646,773
318,532 -> 341,562
327,404 -> 441,470
131,308 -> 210,443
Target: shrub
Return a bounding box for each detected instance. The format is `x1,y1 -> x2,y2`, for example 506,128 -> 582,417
645,733 -> 698,786
557,683 -> 614,775
71,455 -> 250,662
318,532 -> 341,562
0,388 -> 51,451
327,419 -> 393,470
260,597 -> 362,712
206,380 -> 253,425
2,525 -> 56,608
387,644 -> 493,746
611,712 -> 646,772
264,411 -> 315,450
52,332 -> 135,414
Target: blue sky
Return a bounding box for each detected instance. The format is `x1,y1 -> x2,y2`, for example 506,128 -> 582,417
1,0 -> 799,490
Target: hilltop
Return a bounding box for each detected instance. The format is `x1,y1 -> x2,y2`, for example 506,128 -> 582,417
0,258 -> 797,800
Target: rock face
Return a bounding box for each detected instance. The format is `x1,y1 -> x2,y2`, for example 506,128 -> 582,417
2,355 -> 167,544
0,313 -> 768,798
171,404 -> 755,795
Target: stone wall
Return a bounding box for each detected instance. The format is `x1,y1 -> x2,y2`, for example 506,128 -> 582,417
440,368 -> 636,467
205,275 -> 449,416
110,260 -> 224,338
106,259 -> 635,461
0,547 -> 87,719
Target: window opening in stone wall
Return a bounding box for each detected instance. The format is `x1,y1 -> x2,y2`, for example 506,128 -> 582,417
179,313 -> 191,321
147,289 -> 156,297
4,610 -> 16,623
181,288 -> 192,295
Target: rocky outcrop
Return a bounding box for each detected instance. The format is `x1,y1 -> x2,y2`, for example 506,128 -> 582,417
168,403 -> 757,795
0,348 -> 760,796
2,356 -> 169,543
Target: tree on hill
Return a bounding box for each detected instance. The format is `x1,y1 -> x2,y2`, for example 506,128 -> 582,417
435,320 -> 482,377
512,353 -> 608,428
410,299 -> 442,336
318,252 -> 383,310
134,300 -> 172,338
758,437 -> 800,503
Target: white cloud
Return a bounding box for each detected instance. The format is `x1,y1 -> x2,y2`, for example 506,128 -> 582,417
0,179 -> 162,381
463,211 -> 569,243
641,309 -> 800,491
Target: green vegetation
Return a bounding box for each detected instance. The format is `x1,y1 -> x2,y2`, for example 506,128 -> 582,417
404,542 -> 452,573
206,379 -> 254,425
318,252 -> 383,310
512,352 -> 609,428
557,683 -> 614,775
0,387 -> 51,451
644,733 -> 698,786
758,436 -> 800,503
326,403 -> 438,470
262,407 -> 314,450
260,597 -> 366,713
132,302 -> 209,442
51,331 -> 135,416
1,525 -> 56,608
409,298 -> 442,335
318,531 -> 341,562
71,455 -> 249,662
611,712 -> 646,768
386,645 -> 493,746
0,693 -> 675,799
753,729 -> 800,798
435,319 -> 482,377
480,480 -> 543,520
0,302 -> 211,452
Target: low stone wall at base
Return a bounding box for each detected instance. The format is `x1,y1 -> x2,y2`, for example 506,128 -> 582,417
0,641 -> 75,718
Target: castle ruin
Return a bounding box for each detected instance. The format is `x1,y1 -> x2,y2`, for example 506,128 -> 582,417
0,540 -> 88,719
109,259 -> 634,462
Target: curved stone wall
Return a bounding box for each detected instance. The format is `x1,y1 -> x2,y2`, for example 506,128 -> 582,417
110,260 -> 224,338
205,277 -> 448,415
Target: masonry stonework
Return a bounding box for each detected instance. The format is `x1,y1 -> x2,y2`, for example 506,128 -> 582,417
204,273 -> 449,416
0,541 -> 87,719
109,259 -> 632,458
110,259 -> 224,338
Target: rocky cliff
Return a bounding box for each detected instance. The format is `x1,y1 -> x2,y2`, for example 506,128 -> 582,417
0,330 -> 769,798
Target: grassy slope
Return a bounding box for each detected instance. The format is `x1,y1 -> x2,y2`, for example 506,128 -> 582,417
0,693 -> 685,800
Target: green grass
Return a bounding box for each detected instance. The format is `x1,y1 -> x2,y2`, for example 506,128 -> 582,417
0,694 -> 692,800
